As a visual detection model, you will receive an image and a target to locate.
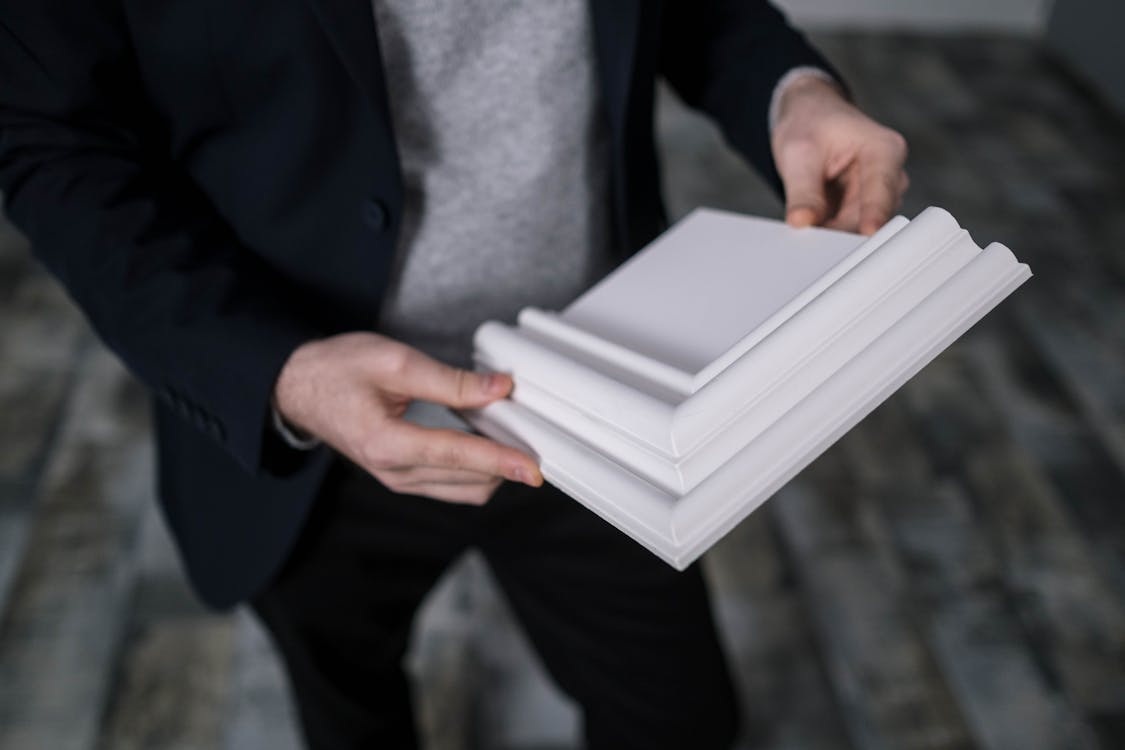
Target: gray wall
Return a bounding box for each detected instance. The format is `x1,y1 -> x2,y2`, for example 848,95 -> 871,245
774,0 -> 1052,32
1048,0 -> 1125,116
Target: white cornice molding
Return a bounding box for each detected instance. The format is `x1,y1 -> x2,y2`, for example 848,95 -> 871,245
468,208 -> 1031,569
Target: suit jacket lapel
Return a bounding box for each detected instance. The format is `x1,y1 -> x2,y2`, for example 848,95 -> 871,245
308,0 -> 647,142
306,0 -> 394,123
589,0 -> 644,138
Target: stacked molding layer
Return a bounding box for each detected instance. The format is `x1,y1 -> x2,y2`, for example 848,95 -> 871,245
466,207 -> 1031,569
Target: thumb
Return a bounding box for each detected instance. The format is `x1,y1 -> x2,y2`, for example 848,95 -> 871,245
776,141 -> 828,228
381,344 -> 512,408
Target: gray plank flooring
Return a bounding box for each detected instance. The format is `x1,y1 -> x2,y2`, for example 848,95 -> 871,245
2,32 -> 1124,750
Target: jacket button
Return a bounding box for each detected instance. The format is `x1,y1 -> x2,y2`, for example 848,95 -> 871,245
363,198 -> 388,230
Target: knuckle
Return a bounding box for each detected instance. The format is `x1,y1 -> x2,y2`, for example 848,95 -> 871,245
453,368 -> 471,404
437,442 -> 468,470
361,440 -> 396,470
778,137 -> 818,165
413,437 -> 444,468
883,129 -> 908,160
371,344 -> 411,382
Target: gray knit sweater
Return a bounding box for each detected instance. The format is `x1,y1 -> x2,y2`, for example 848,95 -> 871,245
373,0 -> 612,371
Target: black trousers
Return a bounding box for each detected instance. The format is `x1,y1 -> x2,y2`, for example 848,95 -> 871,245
251,458 -> 740,750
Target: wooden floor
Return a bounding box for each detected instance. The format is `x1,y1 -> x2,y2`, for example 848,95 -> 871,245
2,33 -> 1124,750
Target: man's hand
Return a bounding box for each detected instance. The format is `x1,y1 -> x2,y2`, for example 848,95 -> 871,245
772,75 -> 909,236
273,332 -> 542,505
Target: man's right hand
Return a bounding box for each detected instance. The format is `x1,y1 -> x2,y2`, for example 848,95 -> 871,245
272,332 -> 542,505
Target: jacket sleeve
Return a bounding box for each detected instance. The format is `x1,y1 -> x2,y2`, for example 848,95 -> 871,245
657,0 -> 845,191
0,3 -> 324,476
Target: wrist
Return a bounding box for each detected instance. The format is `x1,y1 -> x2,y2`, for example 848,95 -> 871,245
273,337 -> 325,435
772,72 -> 847,131
270,400 -> 321,450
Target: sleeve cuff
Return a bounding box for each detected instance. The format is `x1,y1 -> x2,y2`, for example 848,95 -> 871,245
768,66 -> 841,132
271,406 -> 322,451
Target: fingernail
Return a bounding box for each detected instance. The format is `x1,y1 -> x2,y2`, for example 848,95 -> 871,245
786,209 -> 812,228
486,373 -> 510,395
514,466 -> 542,487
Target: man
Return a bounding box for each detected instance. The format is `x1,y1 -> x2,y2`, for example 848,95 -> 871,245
0,1 -> 907,748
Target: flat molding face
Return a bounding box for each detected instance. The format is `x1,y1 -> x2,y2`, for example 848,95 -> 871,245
559,209 -> 873,386
467,207 -> 1032,569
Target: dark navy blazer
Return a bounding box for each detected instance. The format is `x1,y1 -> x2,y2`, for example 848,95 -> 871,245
0,0 -> 835,608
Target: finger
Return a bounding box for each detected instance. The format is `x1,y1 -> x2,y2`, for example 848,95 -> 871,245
377,342 -> 512,408
388,465 -> 503,487
407,479 -> 504,506
857,133 -> 908,235
857,157 -> 904,236
825,206 -> 860,232
381,421 -> 543,486
775,140 -> 828,228
823,162 -> 861,231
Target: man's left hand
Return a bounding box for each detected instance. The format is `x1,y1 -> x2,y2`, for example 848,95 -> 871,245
771,75 -> 910,236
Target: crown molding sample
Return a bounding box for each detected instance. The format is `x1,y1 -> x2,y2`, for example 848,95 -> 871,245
465,207 -> 1032,569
